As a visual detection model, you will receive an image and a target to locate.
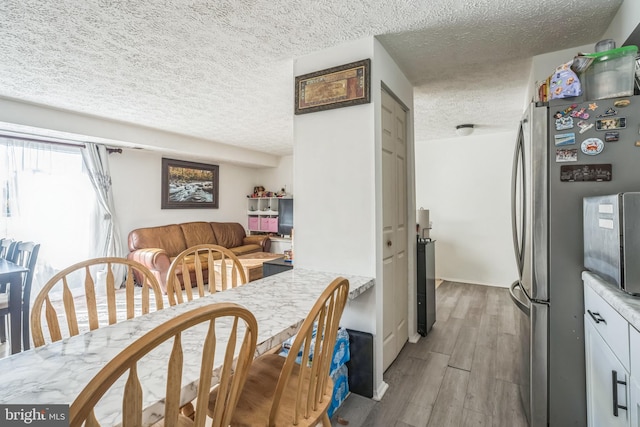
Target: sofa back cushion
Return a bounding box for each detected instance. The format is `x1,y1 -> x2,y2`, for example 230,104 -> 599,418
180,222 -> 218,248
210,222 -> 245,249
128,224 -> 187,257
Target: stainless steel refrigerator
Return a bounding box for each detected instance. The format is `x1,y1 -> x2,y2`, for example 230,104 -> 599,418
510,94 -> 640,427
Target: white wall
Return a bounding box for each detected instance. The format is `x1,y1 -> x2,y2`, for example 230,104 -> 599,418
415,131 -> 517,287
109,148 -> 266,252
602,0 -> 640,44
294,36 -> 415,399
255,155 -> 294,196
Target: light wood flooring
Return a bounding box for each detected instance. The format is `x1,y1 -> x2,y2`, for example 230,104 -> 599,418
331,281 -> 528,427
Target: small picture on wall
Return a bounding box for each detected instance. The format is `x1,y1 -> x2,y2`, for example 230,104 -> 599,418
161,158 -> 219,209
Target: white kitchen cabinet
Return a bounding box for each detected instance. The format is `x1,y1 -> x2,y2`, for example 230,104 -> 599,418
585,316 -> 630,427
631,378 -> 640,427
631,326 -> 640,427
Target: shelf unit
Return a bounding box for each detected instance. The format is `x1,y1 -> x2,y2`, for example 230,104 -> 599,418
247,197 -> 290,234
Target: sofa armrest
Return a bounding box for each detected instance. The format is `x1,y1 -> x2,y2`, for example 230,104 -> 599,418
127,248 -> 172,292
243,235 -> 271,252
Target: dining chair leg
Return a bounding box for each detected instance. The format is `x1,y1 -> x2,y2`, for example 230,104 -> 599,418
322,412 -> 331,427
22,306 -> 30,351
0,317 -> 6,343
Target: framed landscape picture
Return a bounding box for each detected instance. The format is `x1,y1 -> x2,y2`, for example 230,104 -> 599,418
161,158 -> 219,209
294,58 -> 371,115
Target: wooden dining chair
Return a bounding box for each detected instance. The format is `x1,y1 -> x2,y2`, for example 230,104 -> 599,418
30,257 -> 164,347
208,277 -> 350,427
0,241 -> 40,350
69,302 -> 258,427
166,244 -> 247,306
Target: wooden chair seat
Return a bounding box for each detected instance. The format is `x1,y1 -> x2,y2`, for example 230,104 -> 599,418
208,277 -> 350,427
210,353 -> 334,427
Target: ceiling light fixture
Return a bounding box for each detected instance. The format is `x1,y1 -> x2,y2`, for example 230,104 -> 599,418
455,124 -> 474,137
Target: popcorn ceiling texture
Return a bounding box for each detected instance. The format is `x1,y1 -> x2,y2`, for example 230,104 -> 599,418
0,0 -> 622,154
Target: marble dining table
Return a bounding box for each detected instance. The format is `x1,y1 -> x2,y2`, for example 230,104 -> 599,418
0,268 -> 374,425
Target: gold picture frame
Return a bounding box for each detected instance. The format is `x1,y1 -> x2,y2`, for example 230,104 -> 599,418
294,59 -> 371,115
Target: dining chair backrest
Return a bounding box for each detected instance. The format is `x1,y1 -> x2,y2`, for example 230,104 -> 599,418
220,276 -> 350,427
31,257 -> 165,347
69,302 -> 258,427
0,238 -> 16,260
269,276 -> 349,425
166,244 -> 247,306
9,241 -> 40,350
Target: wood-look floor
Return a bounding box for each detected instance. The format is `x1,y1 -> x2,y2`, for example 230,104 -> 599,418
332,281 -> 528,427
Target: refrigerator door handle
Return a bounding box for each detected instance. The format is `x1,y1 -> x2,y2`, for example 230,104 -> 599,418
509,280 -> 530,316
511,122 -> 526,277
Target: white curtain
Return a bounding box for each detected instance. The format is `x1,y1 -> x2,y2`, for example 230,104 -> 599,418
81,143 -> 123,259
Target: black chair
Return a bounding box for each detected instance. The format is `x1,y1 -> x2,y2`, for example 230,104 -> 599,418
0,238 -> 16,260
0,241 -> 40,351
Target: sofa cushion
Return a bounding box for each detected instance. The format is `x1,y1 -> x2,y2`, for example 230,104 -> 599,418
128,224 -> 187,258
210,222 -> 245,249
230,244 -> 263,257
180,222 -> 218,248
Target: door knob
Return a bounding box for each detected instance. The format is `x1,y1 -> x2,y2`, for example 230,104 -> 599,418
387,240 -> 392,247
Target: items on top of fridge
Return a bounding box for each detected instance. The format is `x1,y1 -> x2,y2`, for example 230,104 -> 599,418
581,45 -> 638,100
549,61 -> 582,100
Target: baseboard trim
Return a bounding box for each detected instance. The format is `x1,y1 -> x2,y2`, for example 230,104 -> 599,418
438,277 -> 510,288
409,332 -> 421,343
373,381 -> 389,401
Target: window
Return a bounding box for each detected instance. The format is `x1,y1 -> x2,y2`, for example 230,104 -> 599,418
0,138 -> 98,297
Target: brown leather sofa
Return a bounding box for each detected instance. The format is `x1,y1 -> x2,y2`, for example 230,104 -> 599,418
127,221 -> 270,292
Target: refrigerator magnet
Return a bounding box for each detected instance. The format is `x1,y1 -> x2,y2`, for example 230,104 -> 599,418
560,164 -> 612,182
581,138 -> 604,155
597,107 -> 618,117
554,133 -> 576,146
614,99 -> 630,108
588,103 -> 598,111
604,131 -> 620,142
578,120 -> 594,134
556,148 -> 578,162
555,116 -> 574,130
570,107 -> 589,119
596,117 -> 626,130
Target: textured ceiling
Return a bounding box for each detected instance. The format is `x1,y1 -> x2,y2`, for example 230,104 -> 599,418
0,0 -> 623,156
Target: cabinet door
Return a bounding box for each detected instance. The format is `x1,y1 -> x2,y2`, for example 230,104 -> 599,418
585,316 -> 630,427
631,377 -> 640,427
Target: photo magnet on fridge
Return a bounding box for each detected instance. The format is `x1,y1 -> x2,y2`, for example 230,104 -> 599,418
556,148 -> 578,162
554,133 -> 576,146
596,117 -> 626,130
605,132 -> 620,142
